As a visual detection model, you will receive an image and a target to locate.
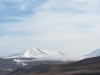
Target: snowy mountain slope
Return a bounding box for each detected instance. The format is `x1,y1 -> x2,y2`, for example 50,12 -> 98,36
3,47 -> 87,66
85,48 -> 100,58
4,47 -> 64,59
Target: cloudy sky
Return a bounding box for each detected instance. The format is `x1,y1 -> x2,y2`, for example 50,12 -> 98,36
0,0 -> 100,56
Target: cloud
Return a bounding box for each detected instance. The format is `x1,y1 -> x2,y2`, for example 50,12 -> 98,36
0,0 -> 46,23
0,0 -> 100,56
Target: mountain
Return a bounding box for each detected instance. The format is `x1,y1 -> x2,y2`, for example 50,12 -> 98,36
86,48 -> 100,58
0,47 -> 68,74
2,47 -> 68,66
4,47 -> 64,59
6,48 -> 100,75
4,48 -> 100,75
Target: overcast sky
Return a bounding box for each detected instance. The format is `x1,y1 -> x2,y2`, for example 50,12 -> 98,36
0,0 -> 100,56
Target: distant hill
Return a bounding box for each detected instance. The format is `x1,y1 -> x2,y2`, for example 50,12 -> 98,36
86,48 -> 100,58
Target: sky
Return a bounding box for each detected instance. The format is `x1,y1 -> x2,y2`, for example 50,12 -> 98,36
0,0 -> 100,56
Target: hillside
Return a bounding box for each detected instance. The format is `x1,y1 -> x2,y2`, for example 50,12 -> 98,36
7,56 -> 100,75
0,58 -> 23,75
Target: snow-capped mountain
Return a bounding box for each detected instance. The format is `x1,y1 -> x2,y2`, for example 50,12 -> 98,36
3,47 -> 86,66
86,48 -> 100,58
5,47 -> 64,59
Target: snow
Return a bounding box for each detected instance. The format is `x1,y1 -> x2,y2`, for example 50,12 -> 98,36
6,69 -> 12,71
5,47 -> 64,59
85,48 -> 100,58
14,59 -> 21,63
22,63 -> 28,66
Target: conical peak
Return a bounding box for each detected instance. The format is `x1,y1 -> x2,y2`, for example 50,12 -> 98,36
22,47 -> 48,58
26,47 -> 37,51
25,47 -> 40,53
